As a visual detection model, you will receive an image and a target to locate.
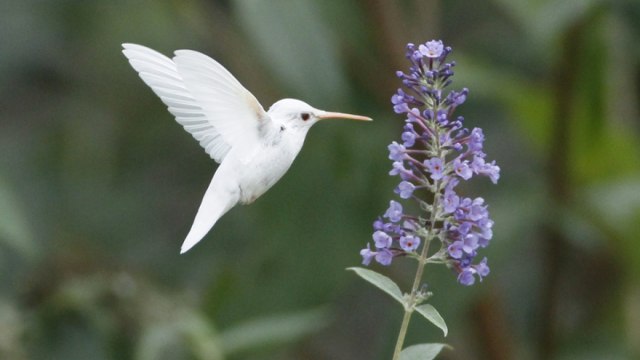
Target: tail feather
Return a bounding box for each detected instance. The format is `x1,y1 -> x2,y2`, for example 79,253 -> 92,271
180,176 -> 238,254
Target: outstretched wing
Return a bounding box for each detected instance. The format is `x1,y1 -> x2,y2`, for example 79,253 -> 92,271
122,43 -> 270,163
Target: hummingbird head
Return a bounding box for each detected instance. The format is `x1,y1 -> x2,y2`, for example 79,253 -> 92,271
268,98 -> 372,131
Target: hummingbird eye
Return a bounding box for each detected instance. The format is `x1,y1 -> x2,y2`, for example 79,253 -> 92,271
300,112 -> 311,121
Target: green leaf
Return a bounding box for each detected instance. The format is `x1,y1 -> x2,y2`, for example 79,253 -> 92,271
347,267 -> 403,304
219,307 -> 329,355
136,323 -> 185,360
414,304 -> 448,337
136,308 -> 224,360
400,343 -> 449,360
0,176 -> 35,258
180,310 -> 225,360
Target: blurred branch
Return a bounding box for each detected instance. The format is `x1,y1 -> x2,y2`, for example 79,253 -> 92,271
539,9 -> 597,358
359,0 -> 407,72
353,0 -> 440,106
471,291 -> 515,360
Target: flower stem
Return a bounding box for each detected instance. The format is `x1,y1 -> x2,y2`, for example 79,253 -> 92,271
392,307 -> 414,359
392,187 -> 440,360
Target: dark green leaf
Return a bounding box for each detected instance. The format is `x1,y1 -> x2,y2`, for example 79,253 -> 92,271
347,267 -> 403,304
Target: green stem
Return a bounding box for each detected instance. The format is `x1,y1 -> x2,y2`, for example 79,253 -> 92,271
391,189 -> 440,360
392,307 -> 414,359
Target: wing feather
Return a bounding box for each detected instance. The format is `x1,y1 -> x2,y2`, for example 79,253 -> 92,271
123,43 -> 269,163
172,50 -> 271,160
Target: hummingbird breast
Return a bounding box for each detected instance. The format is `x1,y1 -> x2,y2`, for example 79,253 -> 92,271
231,131 -> 304,204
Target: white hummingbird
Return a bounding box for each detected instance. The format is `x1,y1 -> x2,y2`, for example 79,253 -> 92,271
122,43 -> 371,254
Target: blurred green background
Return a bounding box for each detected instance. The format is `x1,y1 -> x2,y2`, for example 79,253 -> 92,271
2,0 -> 640,359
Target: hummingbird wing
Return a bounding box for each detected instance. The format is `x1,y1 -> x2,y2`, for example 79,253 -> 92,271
122,44 -> 270,163
171,49 -> 272,162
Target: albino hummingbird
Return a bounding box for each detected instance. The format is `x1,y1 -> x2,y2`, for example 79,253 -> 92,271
122,43 -> 371,254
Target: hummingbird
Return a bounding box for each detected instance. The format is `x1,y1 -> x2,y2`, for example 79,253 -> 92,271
122,43 -> 371,254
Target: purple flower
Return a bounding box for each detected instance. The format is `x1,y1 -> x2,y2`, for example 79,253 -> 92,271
419,40 -> 444,58
453,158 -> 472,180
460,223 -> 472,236
456,257 -> 491,285
391,90 -> 406,105
391,89 -> 418,114
393,102 -> 409,114
395,181 -> 415,199
471,156 -> 485,173
360,245 -> 376,266
373,218 -> 385,231
473,258 -> 489,281
485,162 -> 501,184
477,218 -> 494,241
373,230 -> 392,249
407,108 -> 421,123
447,88 -> 468,107
469,198 -> 487,221
475,258 -> 490,278
375,249 -> 393,266
436,110 -> 448,124
470,156 -> 501,184
468,128 -> 484,152
389,161 -> 413,181
457,268 -> 476,286
388,161 -> 402,175
388,141 -> 406,161
384,200 -> 403,222
462,234 -> 479,254
400,235 -> 420,252
383,222 -> 402,234
448,241 -> 463,259
446,177 -> 459,192
443,190 -> 460,213
424,157 -> 445,180
402,130 -> 416,147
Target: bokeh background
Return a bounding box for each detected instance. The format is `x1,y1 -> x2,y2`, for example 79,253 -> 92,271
2,0 -> 640,359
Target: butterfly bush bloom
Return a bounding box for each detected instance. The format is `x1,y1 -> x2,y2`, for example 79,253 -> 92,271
360,40 -> 500,286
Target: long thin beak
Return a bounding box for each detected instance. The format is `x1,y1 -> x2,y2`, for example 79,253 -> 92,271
317,111 -> 372,121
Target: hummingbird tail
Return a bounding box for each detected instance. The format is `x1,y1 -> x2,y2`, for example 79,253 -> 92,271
180,179 -> 238,254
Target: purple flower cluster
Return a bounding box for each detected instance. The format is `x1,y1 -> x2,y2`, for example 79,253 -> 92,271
360,40 -> 500,286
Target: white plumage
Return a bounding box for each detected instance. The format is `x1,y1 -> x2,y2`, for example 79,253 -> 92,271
122,43 -> 371,253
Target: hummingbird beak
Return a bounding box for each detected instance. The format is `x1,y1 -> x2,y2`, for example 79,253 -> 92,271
317,111 -> 372,121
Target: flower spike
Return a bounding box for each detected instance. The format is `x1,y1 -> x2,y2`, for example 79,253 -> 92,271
360,40 -> 500,286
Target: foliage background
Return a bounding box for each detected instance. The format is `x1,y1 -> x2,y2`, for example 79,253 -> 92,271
1,0 -> 640,359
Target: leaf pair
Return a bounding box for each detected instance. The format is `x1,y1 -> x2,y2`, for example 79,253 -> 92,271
347,267 -> 448,336
348,267 -> 450,359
